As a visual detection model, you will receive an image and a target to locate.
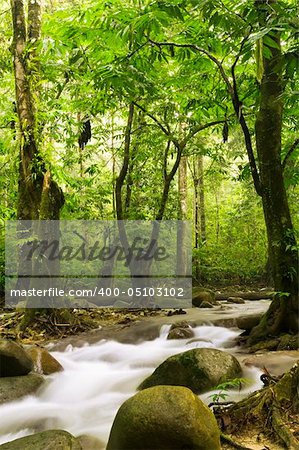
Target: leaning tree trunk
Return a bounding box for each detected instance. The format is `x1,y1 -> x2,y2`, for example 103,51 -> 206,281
11,0 -> 64,330
248,0 -> 298,344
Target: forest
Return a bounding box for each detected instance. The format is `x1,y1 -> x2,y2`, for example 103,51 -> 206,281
0,0 -> 298,449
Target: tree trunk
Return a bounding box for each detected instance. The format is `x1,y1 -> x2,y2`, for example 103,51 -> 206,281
248,0 -> 298,344
198,155 -> 206,244
177,156 -> 188,276
11,0 -> 64,330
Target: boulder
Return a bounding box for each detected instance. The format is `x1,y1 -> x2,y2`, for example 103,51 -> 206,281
199,301 -> 214,308
106,385 -> 221,450
0,374 -> 44,404
26,347 -> 63,375
0,339 -> 33,377
78,435 -> 105,450
0,430 -> 82,449
167,327 -> 194,340
138,348 -> 242,394
192,288 -> 215,307
167,321 -> 194,340
236,313 -> 263,331
227,297 -> 245,304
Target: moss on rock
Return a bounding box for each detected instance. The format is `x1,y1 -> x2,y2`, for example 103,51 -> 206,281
107,385 -> 221,450
0,374 -> 44,404
139,348 -> 242,394
0,430 -> 82,450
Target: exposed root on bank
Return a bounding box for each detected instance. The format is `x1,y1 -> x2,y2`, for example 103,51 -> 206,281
215,363 -> 299,450
220,432 -> 254,450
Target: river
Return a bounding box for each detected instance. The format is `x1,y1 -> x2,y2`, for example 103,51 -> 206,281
0,300 -> 297,448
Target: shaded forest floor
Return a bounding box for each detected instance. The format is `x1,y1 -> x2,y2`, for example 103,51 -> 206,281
0,307 -> 163,345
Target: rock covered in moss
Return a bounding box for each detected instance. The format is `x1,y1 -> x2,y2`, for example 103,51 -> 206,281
0,430 -> 82,449
236,313 -> 263,331
192,288 -> 215,307
0,339 -> 33,377
167,321 -> 194,340
227,297 -> 245,304
26,347 -> 63,375
77,435 -> 105,450
199,301 -> 214,308
139,348 -> 242,394
0,374 -> 44,404
107,385 -> 221,450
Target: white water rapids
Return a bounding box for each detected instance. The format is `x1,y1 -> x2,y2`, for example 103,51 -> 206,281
0,322 -> 264,447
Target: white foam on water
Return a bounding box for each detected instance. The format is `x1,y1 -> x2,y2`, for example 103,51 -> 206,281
0,324 -> 263,446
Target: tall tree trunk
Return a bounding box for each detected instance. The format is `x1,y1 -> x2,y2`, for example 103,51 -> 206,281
198,155 -> 206,244
11,0 -> 64,330
177,156 -> 188,277
248,0 -> 298,344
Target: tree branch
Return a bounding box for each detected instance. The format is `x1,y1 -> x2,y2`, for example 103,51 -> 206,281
133,101 -> 170,137
230,31 -> 262,196
115,102 -> 134,221
282,138 -> 299,170
182,120 -> 226,148
148,39 -> 233,95
148,37 -> 263,196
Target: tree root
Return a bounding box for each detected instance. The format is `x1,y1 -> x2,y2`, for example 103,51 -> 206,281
220,432 -> 254,450
215,363 -> 299,449
272,405 -> 299,450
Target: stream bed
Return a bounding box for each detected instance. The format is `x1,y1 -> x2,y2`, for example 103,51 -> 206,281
0,300 -> 297,447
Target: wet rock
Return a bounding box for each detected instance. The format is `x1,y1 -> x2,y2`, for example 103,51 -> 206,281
200,301 -> 214,308
0,430 -> 82,449
227,297 -> 245,304
138,348 -> 242,394
192,288 -> 215,308
106,385 -> 221,450
167,321 -> 194,340
26,347 -> 63,375
236,313 -> 263,331
241,350 -> 299,376
167,327 -> 194,340
0,339 -> 33,377
277,334 -> 299,350
78,435 -> 105,450
0,374 -> 44,404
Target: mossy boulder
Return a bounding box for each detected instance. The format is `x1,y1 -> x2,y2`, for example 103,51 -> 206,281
227,297 -> 245,304
0,374 -> 44,404
139,348 -> 242,394
106,385 -> 221,450
199,301 -> 214,308
167,327 -> 194,339
167,321 -> 194,340
26,347 -> 63,375
236,313 -> 263,331
0,430 -> 82,449
77,435 -> 105,450
192,288 -> 215,307
0,339 -> 33,377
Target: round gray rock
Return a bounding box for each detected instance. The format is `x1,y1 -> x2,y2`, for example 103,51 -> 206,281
0,430 -> 82,449
138,348 -> 242,394
0,374 -> 44,404
107,385 -> 221,450
0,339 -> 33,377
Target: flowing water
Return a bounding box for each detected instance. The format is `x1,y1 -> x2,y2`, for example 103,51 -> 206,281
0,322 -> 264,447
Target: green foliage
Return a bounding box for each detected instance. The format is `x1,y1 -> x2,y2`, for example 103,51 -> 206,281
208,378 -> 249,403
0,0 -> 298,289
